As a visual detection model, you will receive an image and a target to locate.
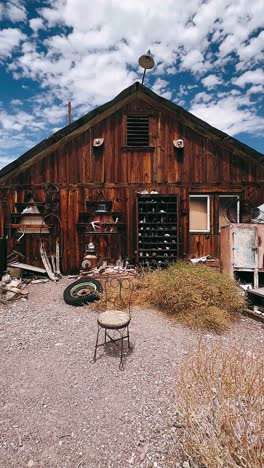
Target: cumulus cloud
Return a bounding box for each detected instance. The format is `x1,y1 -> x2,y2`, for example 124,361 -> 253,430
0,101 -> 69,168
29,17 -> 45,33
233,69 -> 264,88
10,0 -> 264,97
0,1 -> 26,22
0,28 -> 26,59
201,74 -> 222,89
189,92 -> 264,136
152,78 -> 172,99
10,99 -> 23,106
0,0 -> 264,165
238,30 -> 264,62
246,84 -> 264,96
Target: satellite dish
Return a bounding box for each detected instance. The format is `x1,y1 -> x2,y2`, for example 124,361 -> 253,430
138,50 -> 155,84
138,50 -> 155,70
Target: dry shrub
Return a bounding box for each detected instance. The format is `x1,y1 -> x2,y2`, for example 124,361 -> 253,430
177,344 -> 264,467
90,276 -> 135,312
134,262 -> 245,332
177,306 -> 231,334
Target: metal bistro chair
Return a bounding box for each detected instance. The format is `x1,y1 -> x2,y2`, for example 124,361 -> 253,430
93,276 -> 134,370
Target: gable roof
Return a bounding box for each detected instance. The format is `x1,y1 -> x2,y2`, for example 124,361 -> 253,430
0,81 -> 263,181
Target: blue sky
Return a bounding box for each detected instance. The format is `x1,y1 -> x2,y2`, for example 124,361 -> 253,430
0,0 -> 263,169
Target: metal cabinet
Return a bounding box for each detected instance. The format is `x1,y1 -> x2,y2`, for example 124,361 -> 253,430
220,224 -> 264,288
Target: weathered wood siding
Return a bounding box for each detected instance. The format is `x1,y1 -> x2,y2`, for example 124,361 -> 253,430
1,96 -> 264,272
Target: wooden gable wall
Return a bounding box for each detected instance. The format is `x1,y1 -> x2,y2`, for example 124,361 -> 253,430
1,95 -> 264,273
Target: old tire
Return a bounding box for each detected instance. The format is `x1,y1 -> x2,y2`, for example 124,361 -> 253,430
63,278 -> 103,306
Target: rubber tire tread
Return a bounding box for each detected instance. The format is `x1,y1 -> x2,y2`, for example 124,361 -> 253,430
63,278 -> 103,306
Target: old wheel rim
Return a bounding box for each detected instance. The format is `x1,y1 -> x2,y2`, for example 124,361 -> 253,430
70,283 -> 98,298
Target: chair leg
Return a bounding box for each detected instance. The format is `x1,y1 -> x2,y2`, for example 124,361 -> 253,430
119,335 -> 124,371
93,326 -> 100,362
127,326 -> 131,349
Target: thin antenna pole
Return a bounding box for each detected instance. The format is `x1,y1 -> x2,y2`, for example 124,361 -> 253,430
141,69 -> 146,85
67,102 -> 72,125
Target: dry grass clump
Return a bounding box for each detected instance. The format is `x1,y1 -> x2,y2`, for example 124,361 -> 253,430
90,276 -> 135,312
134,262 -> 245,332
176,344 -> 264,467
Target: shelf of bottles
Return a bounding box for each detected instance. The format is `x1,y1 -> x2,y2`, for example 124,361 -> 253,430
136,194 -> 179,267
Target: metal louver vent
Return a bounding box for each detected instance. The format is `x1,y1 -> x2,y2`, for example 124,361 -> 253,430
127,116 -> 149,147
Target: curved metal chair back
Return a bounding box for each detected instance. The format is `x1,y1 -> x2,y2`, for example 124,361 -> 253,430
104,276 -> 134,315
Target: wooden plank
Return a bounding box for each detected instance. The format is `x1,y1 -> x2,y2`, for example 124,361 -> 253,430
182,125 -> 192,183
219,148 -> 231,183
242,308 -> 264,323
192,131 -> 206,183
206,140 -> 220,183
167,116 -> 181,183
153,111 -> 164,183
8,262 -> 46,273
249,288 -> 264,297
91,121 -> 105,183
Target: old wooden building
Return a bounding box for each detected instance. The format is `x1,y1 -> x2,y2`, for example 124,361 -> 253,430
0,82 -> 263,273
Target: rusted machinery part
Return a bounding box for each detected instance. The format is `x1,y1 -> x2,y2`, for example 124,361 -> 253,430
81,259 -> 91,270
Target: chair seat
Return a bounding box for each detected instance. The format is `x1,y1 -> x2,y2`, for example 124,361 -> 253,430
97,310 -> 130,329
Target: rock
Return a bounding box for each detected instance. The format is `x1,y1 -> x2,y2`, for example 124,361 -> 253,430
2,273 -> 11,284
139,443 -> 149,461
6,287 -> 22,294
182,462 -> 190,468
21,289 -> 29,295
5,291 -> 16,301
28,461 -> 34,467
9,279 -> 22,288
31,279 -> 49,284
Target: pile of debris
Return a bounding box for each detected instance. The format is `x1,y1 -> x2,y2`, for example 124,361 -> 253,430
80,261 -> 138,280
0,274 -> 29,303
189,255 -> 220,271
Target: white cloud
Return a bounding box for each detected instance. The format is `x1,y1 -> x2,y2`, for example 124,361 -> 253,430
192,92 -> 213,105
152,78 -> 172,99
0,0 -> 263,166
10,0 -> 264,94
0,1 -> 26,22
233,69 -> 264,88
181,49 -> 207,73
38,3 -> 65,26
0,110 -> 44,131
238,30 -> 264,62
189,92 -> 264,136
246,84 -> 264,96
201,74 -> 222,89
10,99 -> 23,106
29,17 -> 45,33
0,28 -> 26,59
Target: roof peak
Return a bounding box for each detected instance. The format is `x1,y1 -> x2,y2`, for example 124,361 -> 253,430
0,81 -> 263,180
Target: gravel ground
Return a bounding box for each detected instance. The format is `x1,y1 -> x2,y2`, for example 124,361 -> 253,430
0,277 -> 263,468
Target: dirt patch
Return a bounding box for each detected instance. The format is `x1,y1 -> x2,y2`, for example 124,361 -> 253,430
0,278 -> 263,467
